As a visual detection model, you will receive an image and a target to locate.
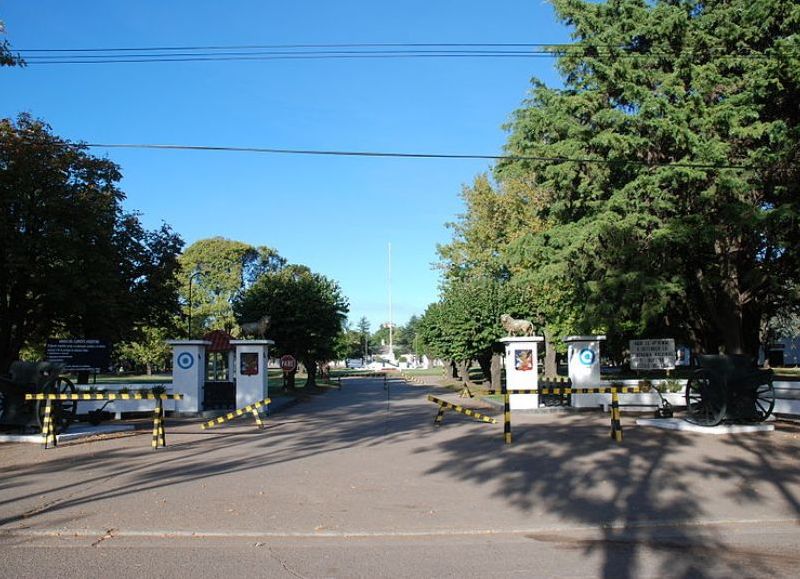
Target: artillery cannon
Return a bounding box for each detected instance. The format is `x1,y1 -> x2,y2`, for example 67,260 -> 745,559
685,354 -> 775,426
0,361 -> 77,432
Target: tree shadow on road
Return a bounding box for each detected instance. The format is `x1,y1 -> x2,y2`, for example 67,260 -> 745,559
415,412 -> 800,578
3,378 -> 800,579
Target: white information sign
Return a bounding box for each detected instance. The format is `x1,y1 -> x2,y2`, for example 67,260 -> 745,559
630,339 -> 676,370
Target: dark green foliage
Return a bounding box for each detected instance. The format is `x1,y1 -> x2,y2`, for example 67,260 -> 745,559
233,265 -> 349,386
0,22 -> 25,68
179,237 -> 285,335
0,115 -> 184,372
497,0 -> 800,356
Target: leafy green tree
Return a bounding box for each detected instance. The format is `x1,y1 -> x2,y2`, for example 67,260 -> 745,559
0,115 -> 183,372
179,237 -> 285,336
233,265 -> 349,387
116,326 -> 172,375
497,0 -> 800,357
419,277 -> 527,385
437,173 -> 562,374
356,316 -> 371,359
333,324 -> 365,362
0,21 -> 25,67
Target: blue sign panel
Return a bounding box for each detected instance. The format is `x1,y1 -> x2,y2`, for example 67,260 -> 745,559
578,348 -> 595,366
177,352 -> 194,370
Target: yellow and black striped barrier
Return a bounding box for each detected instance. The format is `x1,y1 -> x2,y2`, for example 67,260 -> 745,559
26,393 -> 183,401
427,395 -> 497,426
476,384 -> 640,444
25,393 -> 183,449
200,398 -> 271,430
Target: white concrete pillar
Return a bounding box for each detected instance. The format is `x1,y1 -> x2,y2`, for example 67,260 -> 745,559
167,340 -> 211,413
564,335 -> 606,408
500,336 -> 544,410
231,340 -> 274,408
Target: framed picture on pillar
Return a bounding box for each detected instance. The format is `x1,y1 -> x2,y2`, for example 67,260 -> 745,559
515,349 -> 533,371
240,352 -> 259,376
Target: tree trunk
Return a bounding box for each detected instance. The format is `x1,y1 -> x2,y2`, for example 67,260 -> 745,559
477,354 -> 492,385
543,329 -> 557,377
146,362 -> 152,376
443,359 -> 458,379
455,360 -> 470,383
304,359 -> 318,388
490,350 -> 503,390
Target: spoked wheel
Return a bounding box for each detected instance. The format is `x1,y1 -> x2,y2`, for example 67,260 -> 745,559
685,369 -> 727,426
753,381 -> 776,422
35,377 -> 77,433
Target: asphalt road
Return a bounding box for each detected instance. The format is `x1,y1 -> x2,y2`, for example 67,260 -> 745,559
2,376 -> 800,578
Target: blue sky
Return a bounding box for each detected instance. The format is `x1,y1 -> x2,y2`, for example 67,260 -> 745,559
2,1 -> 569,330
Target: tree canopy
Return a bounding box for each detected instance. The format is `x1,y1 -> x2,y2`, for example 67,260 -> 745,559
0,114 -> 183,372
179,237 -> 285,336
0,21 -> 25,68
430,0 -> 799,361
499,0 -> 800,357
233,265 -> 349,386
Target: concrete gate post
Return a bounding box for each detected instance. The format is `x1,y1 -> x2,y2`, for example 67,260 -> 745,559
564,335 -> 606,408
231,340 -> 275,408
167,340 -> 211,413
500,336 -> 545,409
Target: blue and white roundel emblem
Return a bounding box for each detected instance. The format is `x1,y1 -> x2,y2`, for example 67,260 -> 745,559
578,348 -> 595,366
177,352 -> 194,370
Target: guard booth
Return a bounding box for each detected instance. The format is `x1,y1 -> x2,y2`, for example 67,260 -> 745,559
168,333 -> 273,414
202,330 -> 237,410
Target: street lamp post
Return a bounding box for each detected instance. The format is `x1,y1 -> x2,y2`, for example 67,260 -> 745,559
187,270 -> 204,339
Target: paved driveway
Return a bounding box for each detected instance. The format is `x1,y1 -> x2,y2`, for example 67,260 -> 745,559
2,376 -> 800,577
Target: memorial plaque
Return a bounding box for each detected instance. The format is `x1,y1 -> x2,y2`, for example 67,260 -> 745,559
630,339 -> 676,370
46,339 -> 110,373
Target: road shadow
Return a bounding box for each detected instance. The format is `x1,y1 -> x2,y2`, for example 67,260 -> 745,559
3,377 -> 800,578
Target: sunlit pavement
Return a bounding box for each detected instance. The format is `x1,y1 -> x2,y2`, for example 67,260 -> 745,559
2,376 -> 800,578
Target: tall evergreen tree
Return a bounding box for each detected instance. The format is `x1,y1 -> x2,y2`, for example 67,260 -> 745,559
497,0 -> 800,356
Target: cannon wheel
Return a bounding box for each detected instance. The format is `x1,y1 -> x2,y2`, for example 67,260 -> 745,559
685,369 -> 727,426
753,381 -> 776,422
35,377 -> 77,433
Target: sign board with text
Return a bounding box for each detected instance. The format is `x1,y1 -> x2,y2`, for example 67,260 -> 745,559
629,339 -> 676,370
46,339 -> 111,373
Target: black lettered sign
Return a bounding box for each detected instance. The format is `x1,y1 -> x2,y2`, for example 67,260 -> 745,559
46,339 -> 111,373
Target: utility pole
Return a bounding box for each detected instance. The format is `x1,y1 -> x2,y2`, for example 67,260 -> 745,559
388,242 -> 394,361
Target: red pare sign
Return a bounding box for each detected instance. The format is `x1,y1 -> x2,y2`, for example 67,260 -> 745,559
280,355 -> 297,373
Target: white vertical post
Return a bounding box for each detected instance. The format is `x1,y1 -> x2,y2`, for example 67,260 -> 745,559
500,336 -> 545,409
564,335 -> 606,407
231,340 -> 274,408
167,340 -> 211,413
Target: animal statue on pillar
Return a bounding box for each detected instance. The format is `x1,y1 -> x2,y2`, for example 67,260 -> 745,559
239,315 -> 270,339
500,314 -> 534,337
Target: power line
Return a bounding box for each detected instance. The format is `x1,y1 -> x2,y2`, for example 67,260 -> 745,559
16,41 -> 772,64
83,142 -> 752,171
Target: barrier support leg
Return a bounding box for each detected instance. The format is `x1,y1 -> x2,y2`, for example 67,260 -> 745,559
251,408 -> 265,430
42,399 -> 56,449
503,385 -> 511,445
434,406 -> 446,427
152,399 -> 165,450
610,390 -> 622,443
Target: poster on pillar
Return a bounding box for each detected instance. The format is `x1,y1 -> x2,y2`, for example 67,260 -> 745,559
240,352 -> 259,375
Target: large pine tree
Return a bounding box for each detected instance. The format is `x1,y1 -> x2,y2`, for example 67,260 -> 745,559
498,0 -> 800,356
